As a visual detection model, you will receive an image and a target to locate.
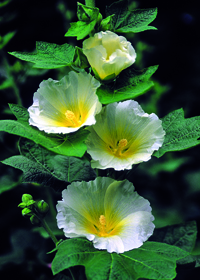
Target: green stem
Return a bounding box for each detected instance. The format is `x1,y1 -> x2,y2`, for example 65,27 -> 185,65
40,218 -> 58,245
85,0 -> 95,7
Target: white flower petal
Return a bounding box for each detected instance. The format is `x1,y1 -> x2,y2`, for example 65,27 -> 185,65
86,100 -> 165,170
56,177 -> 155,253
28,71 -> 101,134
83,31 -> 136,80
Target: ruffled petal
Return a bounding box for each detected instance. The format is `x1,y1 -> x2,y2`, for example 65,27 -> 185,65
86,100 -> 165,170
83,31 -> 136,80
28,71 -> 101,134
56,178 -> 155,254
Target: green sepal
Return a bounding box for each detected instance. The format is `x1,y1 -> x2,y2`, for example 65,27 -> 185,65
22,193 -> 33,203
26,200 -> 36,207
30,214 -> 41,225
18,202 -> 27,208
77,2 -> 100,22
0,103 -> 89,157
65,3 -> 102,40
73,47 -> 89,69
100,14 -> 115,31
96,65 -> 158,104
106,0 -> 157,33
154,108 -> 200,158
9,41 -> 75,69
22,208 -> 32,217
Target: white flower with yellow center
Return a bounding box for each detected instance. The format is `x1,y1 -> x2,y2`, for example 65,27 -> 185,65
83,31 -> 136,80
56,177 -> 155,253
86,100 -> 165,170
28,71 -> 101,134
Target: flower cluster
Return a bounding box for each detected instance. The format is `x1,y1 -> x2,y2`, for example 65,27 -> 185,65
27,31 -> 165,253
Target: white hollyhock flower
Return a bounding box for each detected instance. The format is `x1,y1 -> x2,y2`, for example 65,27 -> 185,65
86,100 -> 165,170
56,177 -> 155,254
28,71 -> 101,134
83,31 -> 136,80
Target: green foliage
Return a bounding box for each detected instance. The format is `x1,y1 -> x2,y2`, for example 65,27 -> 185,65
0,0 -> 11,8
9,41 -> 75,69
150,221 -> 197,252
65,2 -> 102,40
52,239 -> 189,280
106,0 -> 157,33
100,15 -> 115,31
97,65 -> 158,104
0,173 -> 20,194
2,138 -> 96,191
0,31 -> 16,49
150,221 -> 200,268
154,109 -> 200,158
0,104 -> 88,157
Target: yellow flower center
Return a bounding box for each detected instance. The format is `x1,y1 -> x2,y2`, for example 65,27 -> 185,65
109,138 -> 128,157
85,213 -> 124,238
65,110 -> 82,127
98,215 -> 107,236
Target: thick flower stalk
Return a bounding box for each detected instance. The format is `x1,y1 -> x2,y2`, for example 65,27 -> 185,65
83,31 -> 136,80
56,177 -> 155,253
86,100 -> 165,170
28,71 -> 101,134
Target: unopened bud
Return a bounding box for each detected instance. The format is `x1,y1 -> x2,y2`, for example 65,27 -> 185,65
22,194 -> 33,203
22,208 -> 32,217
36,200 -> 49,214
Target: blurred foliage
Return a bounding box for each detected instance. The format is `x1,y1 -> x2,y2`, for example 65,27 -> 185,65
1,0 -> 200,279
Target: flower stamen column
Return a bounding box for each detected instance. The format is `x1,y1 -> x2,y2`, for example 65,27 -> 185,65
109,139 -> 128,157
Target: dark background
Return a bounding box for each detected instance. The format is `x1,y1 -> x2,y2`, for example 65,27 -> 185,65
0,0 -> 200,279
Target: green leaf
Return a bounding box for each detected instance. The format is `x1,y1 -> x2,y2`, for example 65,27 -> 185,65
149,221 -> 199,268
0,31 -> 16,49
77,2 -> 99,22
0,104 -> 88,157
97,65 -> 158,104
65,3 -> 102,40
149,221 -> 197,253
106,0 -> 157,33
0,78 -> 13,90
0,173 -> 20,194
154,109 -> 200,158
2,138 -> 96,191
0,0 -> 11,8
65,21 -> 97,40
52,239 -> 189,280
8,41 -> 75,69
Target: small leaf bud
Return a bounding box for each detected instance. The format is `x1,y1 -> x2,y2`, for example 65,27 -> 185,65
22,194 -> 33,203
36,200 -> 49,214
18,202 -> 27,208
22,208 -> 32,217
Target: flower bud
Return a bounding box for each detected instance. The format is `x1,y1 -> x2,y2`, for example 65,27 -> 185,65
36,200 -> 49,214
22,194 -> 33,203
22,208 -> 32,217
83,31 -> 136,81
